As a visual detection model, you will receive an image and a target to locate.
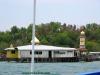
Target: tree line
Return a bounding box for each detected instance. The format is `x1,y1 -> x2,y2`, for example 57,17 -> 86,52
0,22 -> 100,52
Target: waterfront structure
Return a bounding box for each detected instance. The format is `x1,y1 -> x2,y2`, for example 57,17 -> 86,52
6,44 -> 18,60
5,37 -> 79,62
89,52 -> 100,61
5,45 -> 79,62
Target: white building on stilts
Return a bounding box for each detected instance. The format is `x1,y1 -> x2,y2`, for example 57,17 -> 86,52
5,37 -> 79,62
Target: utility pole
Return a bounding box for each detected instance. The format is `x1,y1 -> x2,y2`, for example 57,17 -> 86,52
31,0 -> 36,75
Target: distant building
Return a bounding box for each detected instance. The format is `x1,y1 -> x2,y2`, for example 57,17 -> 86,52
5,37 -> 79,62
89,52 -> 100,61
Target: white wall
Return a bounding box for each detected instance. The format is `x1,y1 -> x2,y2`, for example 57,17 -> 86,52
34,51 -> 48,58
18,51 -> 21,58
52,50 -> 74,58
19,50 -> 76,58
20,50 -> 31,58
19,50 -> 48,58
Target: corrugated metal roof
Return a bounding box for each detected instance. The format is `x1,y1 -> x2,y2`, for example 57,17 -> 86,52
5,45 -> 77,51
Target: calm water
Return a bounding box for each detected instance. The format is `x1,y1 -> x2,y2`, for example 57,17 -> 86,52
0,61 -> 100,75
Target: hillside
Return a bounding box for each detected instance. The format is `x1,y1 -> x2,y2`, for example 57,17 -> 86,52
0,22 -> 100,52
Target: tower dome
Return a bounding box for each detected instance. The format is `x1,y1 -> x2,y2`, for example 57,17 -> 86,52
10,44 -> 14,48
31,37 -> 40,44
81,31 -> 85,35
35,37 -> 40,44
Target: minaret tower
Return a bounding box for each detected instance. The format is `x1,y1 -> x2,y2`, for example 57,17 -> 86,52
79,30 -> 87,58
80,31 -> 86,51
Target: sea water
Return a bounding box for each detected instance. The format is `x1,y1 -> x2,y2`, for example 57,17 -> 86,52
0,61 -> 100,75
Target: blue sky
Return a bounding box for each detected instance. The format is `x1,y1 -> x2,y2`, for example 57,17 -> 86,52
0,0 -> 100,31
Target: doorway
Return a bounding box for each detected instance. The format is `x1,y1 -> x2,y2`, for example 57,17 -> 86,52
49,51 -> 52,58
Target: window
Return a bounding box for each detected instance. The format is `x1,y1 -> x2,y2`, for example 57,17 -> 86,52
74,51 -> 77,56
35,51 -> 38,54
38,51 -> 42,54
35,51 -> 42,55
30,51 -> 32,55
11,50 -> 15,54
67,51 -> 73,53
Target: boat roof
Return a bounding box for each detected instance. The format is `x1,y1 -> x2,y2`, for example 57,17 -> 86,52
5,45 -> 77,51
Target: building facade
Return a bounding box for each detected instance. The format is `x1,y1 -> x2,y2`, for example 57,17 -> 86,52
5,45 -> 79,62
